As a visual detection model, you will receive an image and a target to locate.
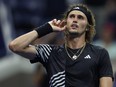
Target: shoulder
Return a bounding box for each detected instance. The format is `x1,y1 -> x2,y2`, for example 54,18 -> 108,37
88,43 -> 105,50
35,44 -> 64,51
87,43 -> 108,54
87,43 -> 110,62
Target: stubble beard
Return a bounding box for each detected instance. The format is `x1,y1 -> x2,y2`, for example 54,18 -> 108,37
65,29 -> 86,38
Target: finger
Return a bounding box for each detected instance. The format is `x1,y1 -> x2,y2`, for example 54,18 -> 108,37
53,19 -> 62,26
52,19 -> 57,25
56,20 -> 61,26
59,20 -> 67,27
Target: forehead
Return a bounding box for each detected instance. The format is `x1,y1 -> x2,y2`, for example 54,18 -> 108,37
68,10 -> 87,18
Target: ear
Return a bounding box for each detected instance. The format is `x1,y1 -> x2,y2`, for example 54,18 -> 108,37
86,24 -> 90,31
63,19 -> 67,24
86,28 -> 89,31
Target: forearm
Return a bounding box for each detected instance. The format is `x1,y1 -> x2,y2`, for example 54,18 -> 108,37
31,32 -> 58,44
9,19 -> 65,53
9,30 -> 38,51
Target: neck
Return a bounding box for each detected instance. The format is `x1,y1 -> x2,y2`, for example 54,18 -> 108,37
66,34 -> 86,49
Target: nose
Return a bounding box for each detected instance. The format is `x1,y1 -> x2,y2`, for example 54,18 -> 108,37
73,17 -> 77,23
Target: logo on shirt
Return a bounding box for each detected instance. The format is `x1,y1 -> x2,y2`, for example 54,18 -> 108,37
84,55 -> 91,59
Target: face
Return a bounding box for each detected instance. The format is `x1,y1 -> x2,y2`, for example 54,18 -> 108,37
66,10 -> 88,35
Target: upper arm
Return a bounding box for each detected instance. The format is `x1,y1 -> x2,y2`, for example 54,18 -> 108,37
98,48 -> 113,78
98,48 -> 113,87
100,77 -> 113,87
13,45 -> 37,60
10,43 -> 53,63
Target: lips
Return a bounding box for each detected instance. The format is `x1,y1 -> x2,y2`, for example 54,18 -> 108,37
71,24 -> 78,29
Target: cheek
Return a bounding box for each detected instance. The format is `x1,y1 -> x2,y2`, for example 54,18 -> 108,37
80,21 -> 87,29
66,19 -> 72,27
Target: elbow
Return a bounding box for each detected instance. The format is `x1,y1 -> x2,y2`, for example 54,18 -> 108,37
9,41 -> 21,53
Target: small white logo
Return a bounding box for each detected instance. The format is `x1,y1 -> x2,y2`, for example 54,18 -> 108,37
74,7 -> 80,10
84,55 -> 91,59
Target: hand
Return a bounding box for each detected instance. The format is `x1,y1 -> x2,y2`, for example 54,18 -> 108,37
48,19 -> 66,32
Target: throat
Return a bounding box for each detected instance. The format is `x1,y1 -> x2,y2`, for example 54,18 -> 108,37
66,38 -> 86,49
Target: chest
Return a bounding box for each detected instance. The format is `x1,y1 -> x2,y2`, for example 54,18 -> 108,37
65,48 -> 99,80
50,48 -> 99,71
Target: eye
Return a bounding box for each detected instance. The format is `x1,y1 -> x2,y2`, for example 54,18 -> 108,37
78,15 -> 84,19
69,14 -> 75,18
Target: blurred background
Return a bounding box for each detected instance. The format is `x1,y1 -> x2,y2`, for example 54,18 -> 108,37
0,0 -> 116,87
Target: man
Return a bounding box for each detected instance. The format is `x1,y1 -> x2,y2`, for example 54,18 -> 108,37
9,4 -> 113,87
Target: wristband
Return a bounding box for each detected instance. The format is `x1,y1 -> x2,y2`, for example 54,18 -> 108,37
35,23 -> 53,37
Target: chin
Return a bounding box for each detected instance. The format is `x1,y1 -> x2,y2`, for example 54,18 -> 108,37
68,30 -> 78,33
69,32 -> 79,36
66,29 -> 86,37
66,30 -> 79,36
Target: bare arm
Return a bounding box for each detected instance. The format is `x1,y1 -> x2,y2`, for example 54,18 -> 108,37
99,77 -> 113,87
9,30 -> 38,60
9,19 -> 66,60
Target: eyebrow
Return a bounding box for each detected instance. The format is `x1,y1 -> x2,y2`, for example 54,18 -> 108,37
69,13 -> 85,18
69,14 -> 75,16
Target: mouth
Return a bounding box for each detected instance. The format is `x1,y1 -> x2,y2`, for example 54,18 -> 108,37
71,24 -> 79,29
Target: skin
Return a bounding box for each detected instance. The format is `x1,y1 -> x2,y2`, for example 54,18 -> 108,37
65,10 -> 88,49
66,10 -> 88,34
9,10 -> 113,87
